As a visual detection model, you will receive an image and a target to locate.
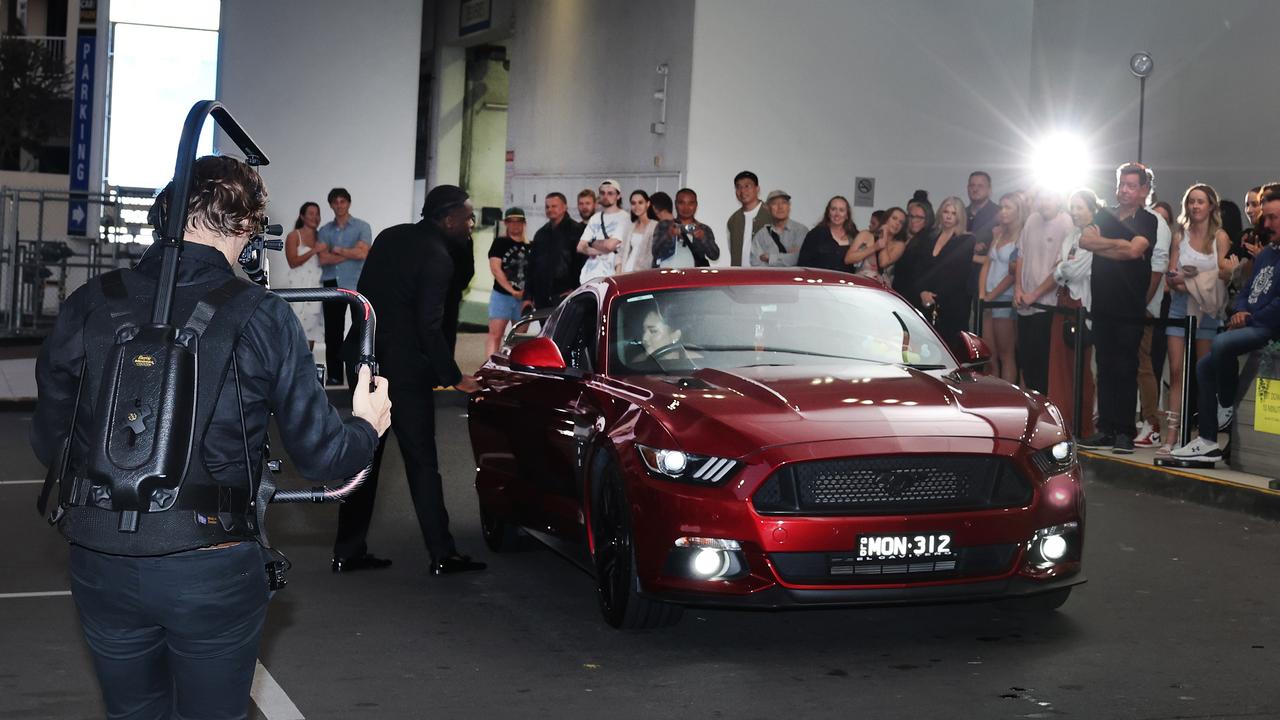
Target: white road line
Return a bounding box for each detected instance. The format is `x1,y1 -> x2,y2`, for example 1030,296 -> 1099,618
252,660 -> 305,720
0,479 -> 44,485
0,590 -> 72,599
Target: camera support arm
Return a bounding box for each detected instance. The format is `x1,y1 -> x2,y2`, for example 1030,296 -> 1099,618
153,101 -> 270,326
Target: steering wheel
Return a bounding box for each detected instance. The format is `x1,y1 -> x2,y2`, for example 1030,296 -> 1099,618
647,342 -> 701,369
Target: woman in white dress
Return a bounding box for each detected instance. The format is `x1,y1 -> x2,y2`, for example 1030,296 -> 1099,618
620,190 -> 658,272
284,201 -> 327,349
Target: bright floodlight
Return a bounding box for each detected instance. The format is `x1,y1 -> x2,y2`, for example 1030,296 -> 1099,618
1031,133 -> 1091,194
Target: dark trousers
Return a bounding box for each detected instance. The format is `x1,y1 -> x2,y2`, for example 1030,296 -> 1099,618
1093,316 -> 1145,437
333,382 -> 457,561
69,543 -> 268,720
1016,311 -> 1054,394
322,279 -> 355,383
1195,326 -> 1274,441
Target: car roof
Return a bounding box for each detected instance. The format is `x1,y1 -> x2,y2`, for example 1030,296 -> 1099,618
598,267 -> 889,298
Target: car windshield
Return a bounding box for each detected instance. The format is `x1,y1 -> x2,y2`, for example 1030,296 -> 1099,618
608,283 -> 954,376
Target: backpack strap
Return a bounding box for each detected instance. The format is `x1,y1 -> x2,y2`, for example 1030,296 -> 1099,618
179,276 -> 256,344
37,271 -> 133,522
766,227 -> 788,255
177,277 -> 269,527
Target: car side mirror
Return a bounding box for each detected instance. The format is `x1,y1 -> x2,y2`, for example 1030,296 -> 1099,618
957,331 -> 991,368
509,336 -> 568,372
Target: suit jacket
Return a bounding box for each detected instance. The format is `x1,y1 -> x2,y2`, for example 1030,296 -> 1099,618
727,203 -> 773,266
356,219 -> 464,389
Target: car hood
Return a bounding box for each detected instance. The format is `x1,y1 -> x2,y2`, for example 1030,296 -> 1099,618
617,362 -> 1053,458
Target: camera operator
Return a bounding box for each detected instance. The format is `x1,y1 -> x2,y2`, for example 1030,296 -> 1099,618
652,188 -> 719,268
31,155 -> 391,719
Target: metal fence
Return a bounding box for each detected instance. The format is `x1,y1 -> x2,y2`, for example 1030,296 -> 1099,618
974,298 -> 1198,448
0,186 -> 154,337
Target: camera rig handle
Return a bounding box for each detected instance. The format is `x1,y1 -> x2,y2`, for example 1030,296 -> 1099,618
268,287 -> 378,504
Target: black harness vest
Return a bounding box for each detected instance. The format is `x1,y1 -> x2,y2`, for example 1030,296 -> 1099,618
44,268 -> 270,556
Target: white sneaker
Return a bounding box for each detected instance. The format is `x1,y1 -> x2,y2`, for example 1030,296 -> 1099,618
1133,421 -> 1160,448
1169,437 -> 1223,462
1217,404 -> 1234,432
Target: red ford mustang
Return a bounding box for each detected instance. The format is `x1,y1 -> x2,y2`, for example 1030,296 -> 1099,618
469,268 -> 1084,629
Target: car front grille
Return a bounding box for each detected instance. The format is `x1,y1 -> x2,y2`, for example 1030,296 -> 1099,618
770,544 -> 1019,585
752,455 -> 1032,516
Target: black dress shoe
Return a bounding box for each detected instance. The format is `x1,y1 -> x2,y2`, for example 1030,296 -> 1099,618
331,553 -> 392,573
430,554 -> 487,576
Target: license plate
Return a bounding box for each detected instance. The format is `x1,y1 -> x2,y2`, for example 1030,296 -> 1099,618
857,533 -> 953,561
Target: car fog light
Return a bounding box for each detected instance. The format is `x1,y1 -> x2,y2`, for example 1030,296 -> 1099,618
1040,534 -> 1068,561
658,450 -> 688,474
1025,521 -> 1080,571
692,548 -> 728,577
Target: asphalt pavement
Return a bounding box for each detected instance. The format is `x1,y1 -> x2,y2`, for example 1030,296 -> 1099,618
2,395 -> 1278,720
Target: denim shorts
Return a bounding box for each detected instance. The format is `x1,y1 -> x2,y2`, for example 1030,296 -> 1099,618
488,290 -> 523,322
1166,292 -> 1220,339
986,290 -> 1014,320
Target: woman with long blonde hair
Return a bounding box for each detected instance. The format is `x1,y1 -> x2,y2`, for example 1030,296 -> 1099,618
1158,183 -> 1234,453
977,192 -> 1025,381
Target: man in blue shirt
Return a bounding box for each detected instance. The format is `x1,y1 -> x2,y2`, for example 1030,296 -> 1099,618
318,187 -> 373,384
1171,188 -> 1280,463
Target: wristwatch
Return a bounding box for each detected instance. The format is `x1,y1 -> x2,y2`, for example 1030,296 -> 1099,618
588,237 -> 597,248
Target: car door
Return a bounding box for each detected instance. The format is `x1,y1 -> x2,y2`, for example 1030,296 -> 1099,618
532,292 -> 601,541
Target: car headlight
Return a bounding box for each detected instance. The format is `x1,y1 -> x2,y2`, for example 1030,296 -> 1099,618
1031,440 -> 1076,475
636,444 -> 741,485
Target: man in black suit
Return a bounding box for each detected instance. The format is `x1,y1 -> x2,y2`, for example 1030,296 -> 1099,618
331,184 -> 486,576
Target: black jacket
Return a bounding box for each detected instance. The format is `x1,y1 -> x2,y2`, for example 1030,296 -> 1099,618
526,216 -> 586,309
357,219 -> 467,388
32,243 -> 378,487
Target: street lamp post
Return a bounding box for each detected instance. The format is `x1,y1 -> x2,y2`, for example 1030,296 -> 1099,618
1130,52 -> 1154,162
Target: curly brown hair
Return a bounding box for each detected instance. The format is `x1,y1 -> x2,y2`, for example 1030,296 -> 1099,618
150,156 -> 268,238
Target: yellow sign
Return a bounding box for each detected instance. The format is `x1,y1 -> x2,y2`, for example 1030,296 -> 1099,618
1257,378 -> 1280,435
133,355 -> 154,368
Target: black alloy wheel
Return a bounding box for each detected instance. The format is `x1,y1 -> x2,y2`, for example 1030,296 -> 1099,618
591,457 -> 683,630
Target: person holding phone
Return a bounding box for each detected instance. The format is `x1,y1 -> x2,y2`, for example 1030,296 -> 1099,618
1159,184 -> 1233,453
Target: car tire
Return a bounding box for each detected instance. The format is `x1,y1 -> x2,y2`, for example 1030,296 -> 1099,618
591,456 -> 683,630
479,502 -> 521,552
1003,587 -> 1072,612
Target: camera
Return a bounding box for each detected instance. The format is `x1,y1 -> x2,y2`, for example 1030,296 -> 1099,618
681,223 -> 697,235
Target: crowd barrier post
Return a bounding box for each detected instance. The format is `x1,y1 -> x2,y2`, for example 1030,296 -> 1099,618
1180,315 -> 1197,448
1071,304 -> 1087,439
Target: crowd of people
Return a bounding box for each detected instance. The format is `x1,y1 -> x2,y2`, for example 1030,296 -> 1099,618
285,164 -> 1280,471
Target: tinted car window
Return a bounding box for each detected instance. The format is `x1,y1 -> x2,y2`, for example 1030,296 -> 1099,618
551,294 -> 598,371
609,284 -> 952,376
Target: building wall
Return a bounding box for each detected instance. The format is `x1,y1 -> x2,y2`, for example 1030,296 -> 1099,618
1031,0 -> 1280,209
504,0 -> 696,205
218,0 -> 423,269
684,0 -> 1036,260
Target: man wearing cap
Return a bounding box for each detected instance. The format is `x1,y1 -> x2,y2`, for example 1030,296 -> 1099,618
576,179 -> 632,283
485,207 -> 531,357
727,171 -> 771,266
332,184 -> 487,577
751,190 -> 808,267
